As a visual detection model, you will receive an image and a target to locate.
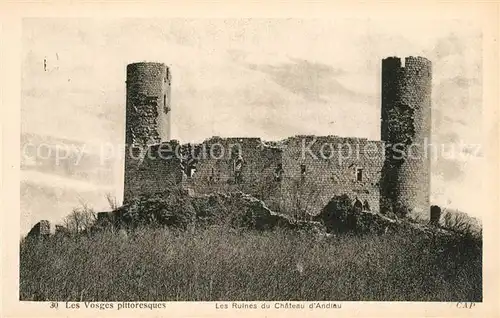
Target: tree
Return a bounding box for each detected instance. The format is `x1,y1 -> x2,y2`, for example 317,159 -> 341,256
62,201 -> 96,234
121,190 -> 196,230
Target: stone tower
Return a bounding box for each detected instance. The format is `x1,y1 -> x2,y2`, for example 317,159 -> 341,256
124,62 -> 171,202
380,56 -> 432,217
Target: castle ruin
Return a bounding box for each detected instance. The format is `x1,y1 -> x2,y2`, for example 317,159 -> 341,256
123,57 -> 432,219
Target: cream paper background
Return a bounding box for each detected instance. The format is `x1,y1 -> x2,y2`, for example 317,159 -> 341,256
1,1 -> 499,317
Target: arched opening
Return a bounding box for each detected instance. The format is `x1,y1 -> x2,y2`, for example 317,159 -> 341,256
314,194 -> 356,233
353,199 -> 363,213
355,168 -> 363,182
233,154 -> 244,183
430,205 -> 441,226
363,200 -> 371,211
274,163 -> 283,182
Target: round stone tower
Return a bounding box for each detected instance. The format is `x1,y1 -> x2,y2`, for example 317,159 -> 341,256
380,56 -> 432,217
124,62 -> 171,202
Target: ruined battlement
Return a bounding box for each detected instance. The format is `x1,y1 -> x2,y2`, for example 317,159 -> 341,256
137,135 -> 385,164
282,135 -> 384,147
125,62 -> 171,146
382,56 -> 431,69
124,57 -> 432,219
127,62 -> 172,84
125,134 -> 385,214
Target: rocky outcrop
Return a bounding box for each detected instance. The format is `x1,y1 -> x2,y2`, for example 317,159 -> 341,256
190,191 -> 325,232
30,190 -> 458,240
93,190 -> 326,233
88,189 -> 460,240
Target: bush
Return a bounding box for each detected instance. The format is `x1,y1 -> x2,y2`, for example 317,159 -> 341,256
121,191 -> 196,229
441,210 -> 477,235
62,202 -> 96,235
314,194 -> 356,233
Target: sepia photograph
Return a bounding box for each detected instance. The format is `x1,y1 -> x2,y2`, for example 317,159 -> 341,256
17,16 -> 486,304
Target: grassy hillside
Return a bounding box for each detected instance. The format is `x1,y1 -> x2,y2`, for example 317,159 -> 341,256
20,224 -> 481,301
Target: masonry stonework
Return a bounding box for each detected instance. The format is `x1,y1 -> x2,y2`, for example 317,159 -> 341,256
27,220 -> 51,238
124,62 -> 172,202
123,57 -> 432,219
381,56 -> 432,217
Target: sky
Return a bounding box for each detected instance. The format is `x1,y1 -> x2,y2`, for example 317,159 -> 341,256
20,18 -> 483,233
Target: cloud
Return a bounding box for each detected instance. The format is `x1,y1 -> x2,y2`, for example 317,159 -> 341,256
21,176 -> 115,235
20,132 -> 122,188
431,32 -> 482,60
432,158 -> 464,182
247,59 -> 373,104
427,30 -> 482,190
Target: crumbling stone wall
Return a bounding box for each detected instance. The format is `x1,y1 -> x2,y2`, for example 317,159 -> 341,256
124,137 -> 284,207
125,141 -> 184,201
184,137 -> 283,204
98,190 -> 326,233
380,56 -> 432,218
280,136 -> 384,216
27,220 -> 51,238
123,135 -> 384,218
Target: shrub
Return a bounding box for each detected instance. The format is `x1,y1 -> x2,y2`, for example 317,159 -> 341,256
314,194 -> 355,233
121,191 -> 196,229
441,209 -> 481,239
62,202 -> 96,235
